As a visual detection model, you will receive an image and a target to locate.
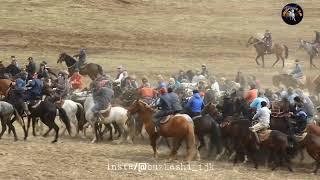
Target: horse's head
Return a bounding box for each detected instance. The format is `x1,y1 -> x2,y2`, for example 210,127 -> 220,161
202,102 -> 219,118
246,36 -> 255,47
298,39 -> 306,49
127,99 -> 153,115
57,53 -> 67,64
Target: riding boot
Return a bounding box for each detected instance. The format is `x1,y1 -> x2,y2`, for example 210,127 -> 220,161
154,118 -> 161,133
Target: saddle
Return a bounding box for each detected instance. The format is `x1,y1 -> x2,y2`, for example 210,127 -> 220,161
257,129 -> 272,142
160,115 -> 174,124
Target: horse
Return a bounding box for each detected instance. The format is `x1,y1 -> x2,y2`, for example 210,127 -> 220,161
272,74 -> 302,88
0,101 -> 24,141
299,133 -> 320,174
127,100 -> 197,161
25,100 -> 71,143
299,39 -> 319,69
60,100 -> 86,136
193,102 -> 223,159
247,36 -> 289,68
0,79 -> 13,97
83,96 -> 130,143
57,53 -> 103,80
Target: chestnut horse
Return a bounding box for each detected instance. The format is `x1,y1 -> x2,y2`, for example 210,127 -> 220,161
247,36 -> 288,68
57,53 -> 103,80
300,133 -> 320,173
0,79 -> 13,97
127,100 -> 197,161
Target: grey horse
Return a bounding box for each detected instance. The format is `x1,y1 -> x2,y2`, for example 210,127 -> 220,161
0,101 -> 24,141
299,39 -> 319,69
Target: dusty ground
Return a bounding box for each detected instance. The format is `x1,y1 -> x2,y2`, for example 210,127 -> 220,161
1,0 -> 320,179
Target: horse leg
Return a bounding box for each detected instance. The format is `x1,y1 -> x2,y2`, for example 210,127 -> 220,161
197,135 -> 205,152
281,56 -> 285,68
313,161 -> 320,174
48,118 -> 59,143
169,138 -> 182,161
150,134 -> 159,158
8,118 -> 18,141
262,55 -> 265,68
32,118 -> 37,136
104,123 -> 113,141
299,149 -> 304,163
0,119 -> 7,139
272,55 -> 280,68
255,55 -> 260,66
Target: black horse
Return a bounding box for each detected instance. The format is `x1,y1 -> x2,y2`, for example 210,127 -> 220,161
193,102 -> 223,158
26,100 -> 71,143
57,53 -> 103,80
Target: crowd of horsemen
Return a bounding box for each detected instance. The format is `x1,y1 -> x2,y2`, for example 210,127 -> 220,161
0,32 -> 320,172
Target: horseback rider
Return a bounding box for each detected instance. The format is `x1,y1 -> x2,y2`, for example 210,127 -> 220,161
91,79 -> 114,120
139,82 -> 157,104
289,105 -> 307,135
249,101 -> 271,143
201,64 -> 209,77
11,74 -> 31,116
293,96 -> 315,124
177,70 -> 188,83
37,62 -> 49,79
73,48 -> 87,69
139,77 -> 149,89
244,84 -> 258,104
6,58 -> 21,77
70,68 -> 84,91
250,90 -> 270,111
26,57 -> 36,80
262,30 -> 272,54
123,75 -> 139,90
290,59 -> 304,84
186,89 -> 204,118
153,87 -> 173,132
192,70 -> 206,84
167,77 -> 180,92
52,70 -> 70,103
26,73 -> 43,101
114,65 -> 127,87
216,93 -> 234,121
210,76 -> 220,96
167,87 -> 183,114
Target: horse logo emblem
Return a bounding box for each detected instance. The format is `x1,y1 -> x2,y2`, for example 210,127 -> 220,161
281,3 -> 303,25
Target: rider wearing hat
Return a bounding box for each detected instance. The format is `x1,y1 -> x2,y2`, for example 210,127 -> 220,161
201,64 -> 209,77
38,62 -> 49,79
26,73 -> 43,101
26,57 -> 36,80
73,48 -> 87,69
6,58 -> 21,76
92,78 -> 114,120
186,89 -> 204,118
262,30 -> 272,54
52,70 -> 70,102
290,59 -> 304,83
153,87 -> 173,132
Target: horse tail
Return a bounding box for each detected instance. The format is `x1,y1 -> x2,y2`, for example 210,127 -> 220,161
97,65 -> 103,75
186,121 -> 197,161
210,120 -> 223,154
57,107 -> 72,135
76,103 -> 85,131
284,45 -> 289,59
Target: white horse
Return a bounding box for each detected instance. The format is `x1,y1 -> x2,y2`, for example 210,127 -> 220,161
0,101 -> 24,141
84,96 -> 131,143
288,9 -> 296,21
60,100 -> 85,136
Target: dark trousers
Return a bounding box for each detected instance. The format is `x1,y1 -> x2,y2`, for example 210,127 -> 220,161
190,112 -> 201,118
153,110 -> 171,127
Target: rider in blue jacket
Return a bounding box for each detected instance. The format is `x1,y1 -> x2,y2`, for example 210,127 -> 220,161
186,90 -> 204,118
26,73 -> 43,101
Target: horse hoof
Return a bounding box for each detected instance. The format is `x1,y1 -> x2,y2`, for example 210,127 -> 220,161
14,138 -> 18,142
51,140 -> 58,143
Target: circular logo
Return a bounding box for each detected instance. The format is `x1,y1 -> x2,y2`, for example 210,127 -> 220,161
281,3 -> 303,25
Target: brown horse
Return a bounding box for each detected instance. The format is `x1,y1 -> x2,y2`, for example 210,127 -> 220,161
0,79 -> 13,97
300,133 -> 320,173
57,53 -> 103,80
247,36 -> 288,68
306,124 -> 320,136
127,100 -> 197,161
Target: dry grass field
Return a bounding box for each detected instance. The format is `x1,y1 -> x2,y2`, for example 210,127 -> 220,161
0,0 -> 320,179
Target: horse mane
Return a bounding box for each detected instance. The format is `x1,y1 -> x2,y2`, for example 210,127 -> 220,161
137,100 -> 154,112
